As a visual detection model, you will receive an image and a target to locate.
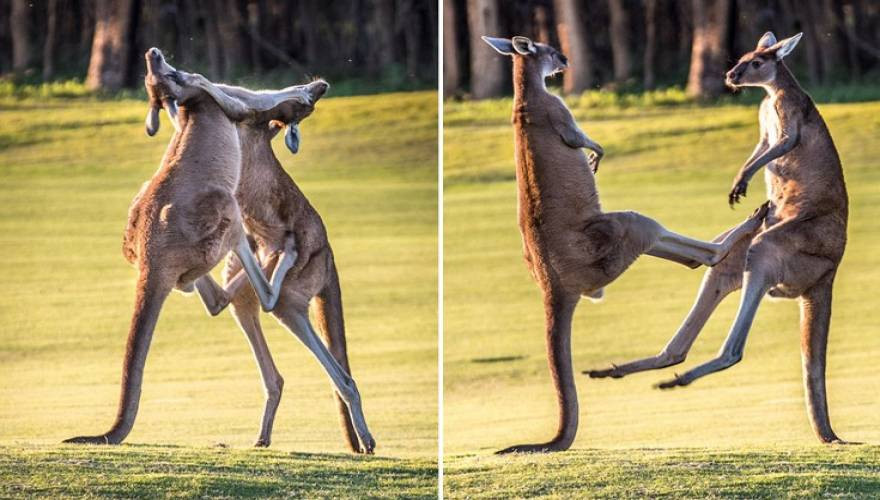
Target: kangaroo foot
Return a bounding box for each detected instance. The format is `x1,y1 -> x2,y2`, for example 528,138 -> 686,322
63,434 -> 116,445
360,436 -> 376,455
584,363 -> 624,379
654,373 -> 691,389
495,440 -> 570,454
254,438 -> 271,448
825,438 -> 861,445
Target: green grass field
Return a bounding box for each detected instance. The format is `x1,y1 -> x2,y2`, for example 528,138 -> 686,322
444,96 -> 880,497
0,91 -> 438,497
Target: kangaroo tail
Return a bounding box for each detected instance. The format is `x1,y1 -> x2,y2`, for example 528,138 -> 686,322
313,256 -> 361,452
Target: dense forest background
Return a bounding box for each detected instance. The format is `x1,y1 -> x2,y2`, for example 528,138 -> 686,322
0,0 -> 438,94
445,0 -> 880,99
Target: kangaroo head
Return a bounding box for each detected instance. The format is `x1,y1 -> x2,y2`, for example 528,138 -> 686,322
144,47 -> 250,136
726,32 -> 803,89
217,79 -> 328,154
267,80 -> 328,125
144,48 -> 216,136
482,35 -> 568,79
264,79 -> 328,153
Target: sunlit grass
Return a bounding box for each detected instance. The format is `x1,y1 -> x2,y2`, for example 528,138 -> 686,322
0,91 -> 438,496
443,96 -> 880,496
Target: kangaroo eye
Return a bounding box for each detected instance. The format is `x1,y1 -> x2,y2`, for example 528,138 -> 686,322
751,60 -> 761,69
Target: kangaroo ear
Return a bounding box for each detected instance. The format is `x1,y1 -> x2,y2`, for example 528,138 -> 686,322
145,105 -> 160,136
771,32 -> 803,60
512,36 -> 536,55
163,98 -> 181,133
757,31 -> 777,49
482,36 -> 515,55
284,123 -> 301,154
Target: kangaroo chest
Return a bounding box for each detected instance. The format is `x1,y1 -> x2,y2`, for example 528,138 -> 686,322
759,96 -> 785,200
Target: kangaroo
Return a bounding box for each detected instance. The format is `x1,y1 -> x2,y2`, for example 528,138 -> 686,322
482,35 -> 767,453
587,33 -> 850,444
64,48 -> 299,445
187,78 -> 375,453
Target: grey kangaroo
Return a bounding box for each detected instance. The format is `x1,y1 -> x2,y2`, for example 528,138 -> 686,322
187,78 -> 376,454
482,35 -> 767,453
588,33 -> 850,444
64,48 -> 299,445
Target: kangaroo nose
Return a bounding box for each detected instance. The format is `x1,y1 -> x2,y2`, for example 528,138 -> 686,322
145,47 -> 163,65
311,80 -> 329,99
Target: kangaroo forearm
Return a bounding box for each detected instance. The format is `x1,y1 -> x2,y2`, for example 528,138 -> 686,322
580,133 -> 604,156
189,75 -> 251,121
737,136 -> 797,182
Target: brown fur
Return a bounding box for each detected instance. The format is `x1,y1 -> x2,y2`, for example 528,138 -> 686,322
587,33 -> 849,444
210,81 -> 373,453
64,49 -> 253,445
482,36 -> 766,453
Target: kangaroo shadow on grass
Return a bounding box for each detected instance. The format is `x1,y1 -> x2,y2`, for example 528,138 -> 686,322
471,355 -> 525,364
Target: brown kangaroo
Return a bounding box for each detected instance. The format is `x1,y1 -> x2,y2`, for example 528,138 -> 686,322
191,79 -> 375,453
482,35 -> 767,453
587,33 -> 850,444
63,48 -> 297,445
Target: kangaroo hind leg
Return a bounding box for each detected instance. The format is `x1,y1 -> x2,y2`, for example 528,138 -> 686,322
587,223 -> 752,380
231,295 -> 285,447
314,264 -> 362,453
274,307 -> 375,454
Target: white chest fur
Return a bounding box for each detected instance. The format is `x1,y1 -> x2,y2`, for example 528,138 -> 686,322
759,96 -> 782,199
760,96 -> 781,146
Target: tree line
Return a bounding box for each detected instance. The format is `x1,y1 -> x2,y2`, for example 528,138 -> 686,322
0,0 -> 437,92
445,0 -> 880,99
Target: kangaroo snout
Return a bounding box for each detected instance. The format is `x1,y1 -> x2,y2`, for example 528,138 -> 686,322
145,47 -> 163,66
310,80 -> 329,101
144,47 -> 174,78
725,65 -> 744,86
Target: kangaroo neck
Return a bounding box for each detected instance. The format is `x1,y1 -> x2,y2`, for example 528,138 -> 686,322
761,63 -> 803,100
511,57 -> 602,219
512,57 -> 549,108
161,99 -> 240,187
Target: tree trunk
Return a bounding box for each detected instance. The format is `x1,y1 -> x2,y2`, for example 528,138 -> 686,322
11,0 -> 32,73
246,0 -> 261,72
533,5 -> 551,44
197,0 -> 223,79
788,0 -> 822,85
686,0 -> 730,99
608,0 -> 632,83
43,0 -> 59,80
553,0 -> 593,93
643,0 -> 657,89
443,0 -> 460,94
368,0 -> 395,74
817,0 -> 845,80
217,0 -> 248,78
297,0 -> 321,67
86,0 -> 135,91
467,0 -> 504,99
398,0 -> 422,81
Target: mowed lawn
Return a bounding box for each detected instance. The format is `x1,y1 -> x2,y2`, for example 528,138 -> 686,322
444,96 -> 880,496
0,91 -> 437,497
